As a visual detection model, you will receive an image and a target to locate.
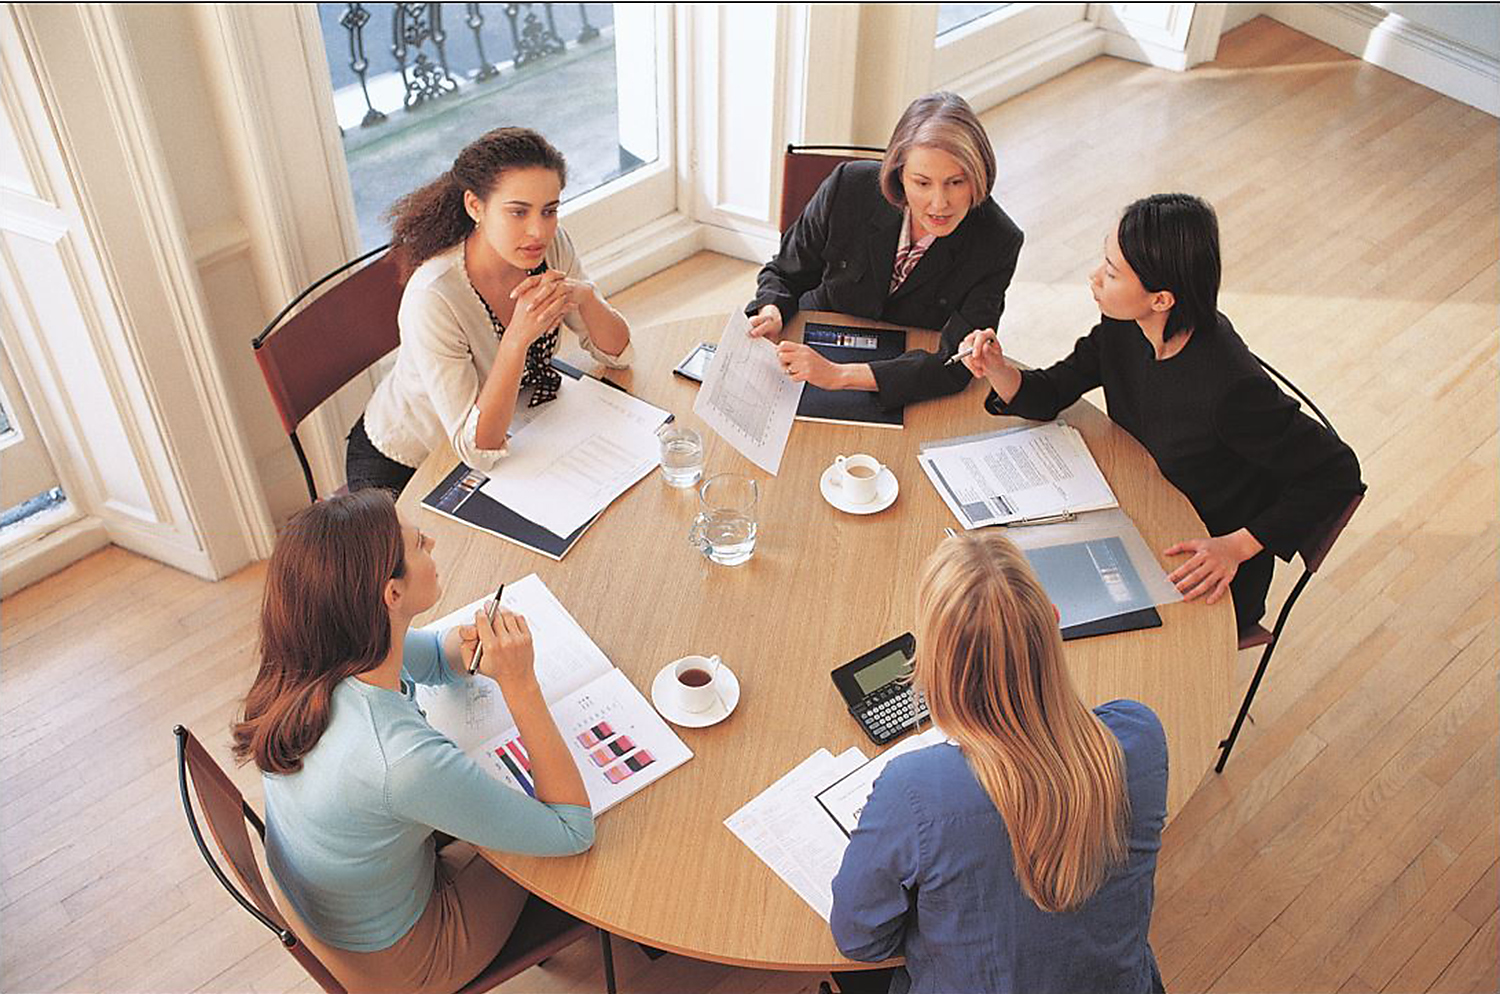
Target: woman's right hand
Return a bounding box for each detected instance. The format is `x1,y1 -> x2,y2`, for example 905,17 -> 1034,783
505,277 -> 572,350
472,607 -> 537,688
960,327 -> 1022,401
746,304 -> 783,340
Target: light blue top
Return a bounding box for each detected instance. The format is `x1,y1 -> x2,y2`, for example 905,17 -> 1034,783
263,629 -> 595,952
831,700 -> 1168,994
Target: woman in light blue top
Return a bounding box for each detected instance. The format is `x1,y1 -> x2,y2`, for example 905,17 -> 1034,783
830,532 -> 1167,994
233,490 -> 593,994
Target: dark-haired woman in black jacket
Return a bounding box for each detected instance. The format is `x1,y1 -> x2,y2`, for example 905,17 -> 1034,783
961,194 -> 1365,634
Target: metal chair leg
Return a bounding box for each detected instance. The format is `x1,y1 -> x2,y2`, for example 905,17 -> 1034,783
1216,636 -> 1277,772
600,929 -> 617,994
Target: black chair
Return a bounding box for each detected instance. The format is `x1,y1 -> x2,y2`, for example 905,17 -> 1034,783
251,244 -> 407,503
779,144 -> 885,232
174,725 -> 617,994
1214,359 -> 1365,773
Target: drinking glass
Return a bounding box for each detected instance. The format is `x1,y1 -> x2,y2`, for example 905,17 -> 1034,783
688,474 -> 757,566
658,425 -> 704,488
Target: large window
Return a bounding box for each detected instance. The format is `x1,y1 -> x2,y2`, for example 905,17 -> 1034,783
316,3 -> 662,249
932,3 -> 1088,87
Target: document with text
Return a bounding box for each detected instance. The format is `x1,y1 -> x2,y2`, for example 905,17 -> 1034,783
919,422 -> 1118,529
693,311 -> 804,475
479,373 -> 669,539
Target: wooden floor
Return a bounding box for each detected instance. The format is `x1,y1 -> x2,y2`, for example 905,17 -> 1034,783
2,17 -> 1494,994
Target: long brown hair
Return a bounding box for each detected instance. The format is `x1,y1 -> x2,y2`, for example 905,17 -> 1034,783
386,126 -> 568,277
913,532 -> 1129,913
879,91 -> 997,207
232,491 -> 406,775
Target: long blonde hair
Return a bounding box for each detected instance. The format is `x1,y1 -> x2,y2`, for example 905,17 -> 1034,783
914,532 -> 1129,913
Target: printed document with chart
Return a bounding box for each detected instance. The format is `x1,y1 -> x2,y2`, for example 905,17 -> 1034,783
693,311 -> 804,474
416,575 -> 692,815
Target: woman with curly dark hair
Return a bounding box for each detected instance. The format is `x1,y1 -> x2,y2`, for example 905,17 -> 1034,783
347,127 -> 633,494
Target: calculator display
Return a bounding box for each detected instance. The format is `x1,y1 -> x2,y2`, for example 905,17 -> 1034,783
853,649 -> 912,696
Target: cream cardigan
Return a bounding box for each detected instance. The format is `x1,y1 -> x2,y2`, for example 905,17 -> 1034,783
364,228 -> 634,472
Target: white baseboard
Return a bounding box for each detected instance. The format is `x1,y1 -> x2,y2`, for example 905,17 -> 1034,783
0,515 -> 110,597
1223,4 -> 1270,33
1266,2 -> 1499,116
699,224 -> 781,265
586,213 -> 707,297
948,21 -> 1109,113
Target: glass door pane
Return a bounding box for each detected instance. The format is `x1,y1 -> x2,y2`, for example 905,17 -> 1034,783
318,3 -> 659,249
0,338 -> 66,528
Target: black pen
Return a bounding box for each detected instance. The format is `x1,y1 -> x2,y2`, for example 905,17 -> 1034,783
468,582 -> 505,676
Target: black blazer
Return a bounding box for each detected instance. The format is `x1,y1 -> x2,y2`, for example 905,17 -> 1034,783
748,160 -> 1024,408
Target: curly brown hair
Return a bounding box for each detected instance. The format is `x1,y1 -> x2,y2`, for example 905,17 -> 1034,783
385,127 -> 568,277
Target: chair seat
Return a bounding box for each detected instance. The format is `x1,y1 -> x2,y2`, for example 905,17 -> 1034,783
454,895 -> 596,994
1237,624 -> 1274,651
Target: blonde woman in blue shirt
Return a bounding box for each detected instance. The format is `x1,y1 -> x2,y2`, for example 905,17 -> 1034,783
233,490 -> 593,994
831,532 -> 1168,994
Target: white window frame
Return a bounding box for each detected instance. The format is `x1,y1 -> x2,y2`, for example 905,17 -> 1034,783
934,3 -> 1090,86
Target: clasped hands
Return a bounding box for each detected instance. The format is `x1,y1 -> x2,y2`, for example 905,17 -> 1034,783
745,304 -> 846,390
503,270 -> 590,349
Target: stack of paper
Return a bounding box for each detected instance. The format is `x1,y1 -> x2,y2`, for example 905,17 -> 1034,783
418,575 -> 692,815
724,727 -> 949,920
919,422 -> 1117,529
479,373 -> 670,539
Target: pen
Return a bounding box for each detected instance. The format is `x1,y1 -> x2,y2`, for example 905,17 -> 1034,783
944,344 -> 976,366
468,582 -> 505,676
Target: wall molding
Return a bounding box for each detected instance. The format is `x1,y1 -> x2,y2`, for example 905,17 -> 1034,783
1264,2 -> 1499,115
0,514 -> 109,598
947,20 -> 1109,113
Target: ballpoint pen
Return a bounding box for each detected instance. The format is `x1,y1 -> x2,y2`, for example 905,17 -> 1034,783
943,344 -> 976,366
467,582 -> 505,675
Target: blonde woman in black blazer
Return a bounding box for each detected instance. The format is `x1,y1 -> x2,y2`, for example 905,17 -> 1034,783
746,92 -> 1024,409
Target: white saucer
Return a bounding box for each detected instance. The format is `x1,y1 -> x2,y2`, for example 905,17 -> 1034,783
650,661 -> 741,728
820,464 -> 899,515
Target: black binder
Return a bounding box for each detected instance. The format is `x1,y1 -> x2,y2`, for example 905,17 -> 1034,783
795,322 -> 907,428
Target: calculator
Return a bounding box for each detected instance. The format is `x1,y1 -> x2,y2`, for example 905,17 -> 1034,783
830,632 -> 930,745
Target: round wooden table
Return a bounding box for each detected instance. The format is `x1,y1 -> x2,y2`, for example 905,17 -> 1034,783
400,310 -> 1235,971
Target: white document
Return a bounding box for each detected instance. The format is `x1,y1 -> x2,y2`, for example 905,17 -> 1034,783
470,667 -> 693,816
724,746 -> 867,921
814,727 -> 950,836
416,573 -> 614,752
919,422 -> 1118,529
479,374 -> 669,538
693,311 -> 804,475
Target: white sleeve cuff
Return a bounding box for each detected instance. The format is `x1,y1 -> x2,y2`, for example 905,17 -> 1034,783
455,404 -> 509,472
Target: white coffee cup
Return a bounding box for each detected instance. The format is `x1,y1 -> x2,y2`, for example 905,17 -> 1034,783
829,454 -> 884,504
672,655 -> 722,714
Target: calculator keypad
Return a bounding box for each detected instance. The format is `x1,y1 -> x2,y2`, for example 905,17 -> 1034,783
854,683 -> 930,744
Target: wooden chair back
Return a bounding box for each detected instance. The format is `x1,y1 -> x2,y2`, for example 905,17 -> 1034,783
779,144 -> 885,232
173,725 -> 346,993
251,245 -> 407,501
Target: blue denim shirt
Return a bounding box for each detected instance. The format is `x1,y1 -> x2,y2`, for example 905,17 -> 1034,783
830,700 -> 1168,994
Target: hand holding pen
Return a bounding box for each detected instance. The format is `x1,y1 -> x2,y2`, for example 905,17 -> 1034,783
467,583 -> 505,675
953,327 -> 1023,403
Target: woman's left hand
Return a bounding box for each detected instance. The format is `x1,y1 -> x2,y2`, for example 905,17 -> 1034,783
775,341 -> 842,389
1164,529 -> 1263,604
510,269 -> 591,313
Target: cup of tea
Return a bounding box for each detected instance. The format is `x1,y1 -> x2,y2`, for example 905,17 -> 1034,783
829,454 -> 884,504
672,655 -> 723,714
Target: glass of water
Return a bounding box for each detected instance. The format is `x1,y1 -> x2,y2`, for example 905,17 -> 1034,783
658,425 -> 704,488
689,474 -> 757,566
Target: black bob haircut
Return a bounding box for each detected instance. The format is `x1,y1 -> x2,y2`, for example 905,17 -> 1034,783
1117,193 -> 1221,342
